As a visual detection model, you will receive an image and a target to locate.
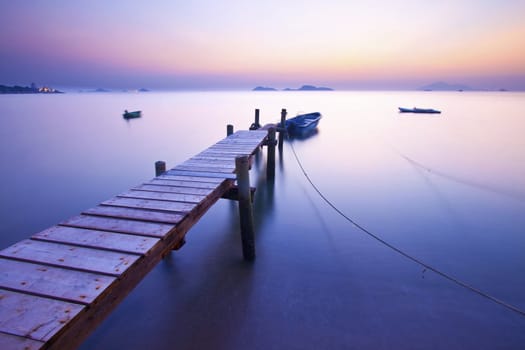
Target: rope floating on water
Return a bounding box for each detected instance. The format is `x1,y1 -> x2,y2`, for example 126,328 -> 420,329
288,141 -> 525,318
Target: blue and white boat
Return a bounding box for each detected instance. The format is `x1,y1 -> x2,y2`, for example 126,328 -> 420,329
123,110 -> 142,119
399,107 -> 441,114
285,112 -> 322,136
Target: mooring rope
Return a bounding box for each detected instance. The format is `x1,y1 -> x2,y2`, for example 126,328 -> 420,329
288,141 -> 525,318
396,151 -> 525,203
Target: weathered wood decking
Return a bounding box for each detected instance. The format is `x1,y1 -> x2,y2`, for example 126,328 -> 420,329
0,130 -> 268,350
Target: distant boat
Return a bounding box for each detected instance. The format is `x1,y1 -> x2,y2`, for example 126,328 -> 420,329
123,110 -> 142,119
285,112 -> 322,136
399,107 -> 441,114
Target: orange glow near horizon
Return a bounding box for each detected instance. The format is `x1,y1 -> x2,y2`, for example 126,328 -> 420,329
2,1 -> 525,89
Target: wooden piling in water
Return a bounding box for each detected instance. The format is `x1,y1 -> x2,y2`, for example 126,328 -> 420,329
227,124 -> 234,136
267,127 -> 276,180
235,155 -> 255,261
278,108 -> 287,150
155,161 -> 166,176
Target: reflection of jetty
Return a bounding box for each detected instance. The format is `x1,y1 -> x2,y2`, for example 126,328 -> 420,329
0,125 -> 279,349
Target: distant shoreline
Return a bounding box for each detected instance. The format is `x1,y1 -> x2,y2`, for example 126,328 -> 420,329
253,85 -> 334,91
0,84 -> 63,94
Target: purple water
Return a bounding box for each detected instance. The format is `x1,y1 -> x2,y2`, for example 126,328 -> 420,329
1,91 -> 524,349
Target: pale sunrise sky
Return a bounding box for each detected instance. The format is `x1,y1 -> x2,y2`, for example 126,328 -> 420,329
1,0 -> 524,90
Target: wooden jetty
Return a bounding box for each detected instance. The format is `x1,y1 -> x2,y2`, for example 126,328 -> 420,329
0,129 -> 273,350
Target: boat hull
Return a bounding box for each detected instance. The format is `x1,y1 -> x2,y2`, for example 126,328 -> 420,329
399,107 -> 441,114
123,111 -> 142,119
285,112 -> 322,136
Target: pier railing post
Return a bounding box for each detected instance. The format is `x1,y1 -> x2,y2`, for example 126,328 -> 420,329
278,108 -> 287,151
227,124 -> 234,136
236,155 -> 255,261
155,161 -> 166,176
267,127 -> 276,180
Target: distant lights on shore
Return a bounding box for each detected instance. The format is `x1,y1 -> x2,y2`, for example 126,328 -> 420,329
38,86 -> 56,93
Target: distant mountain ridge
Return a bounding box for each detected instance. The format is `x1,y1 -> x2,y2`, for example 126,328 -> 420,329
284,85 -> 333,91
419,81 -> 474,91
253,86 -> 277,91
253,84 -> 333,91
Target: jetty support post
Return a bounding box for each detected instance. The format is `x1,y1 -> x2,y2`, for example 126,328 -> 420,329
155,161 -> 166,176
278,108 -> 287,151
250,109 -> 261,130
227,124 -> 234,136
267,127 -> 276,180
235,155 -> 256,261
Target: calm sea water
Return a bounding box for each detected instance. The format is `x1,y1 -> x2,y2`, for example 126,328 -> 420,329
1,91 -> 524,349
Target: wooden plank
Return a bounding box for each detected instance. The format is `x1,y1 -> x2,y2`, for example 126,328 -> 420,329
59,215 -> 174,238
0,258 -> 115,304
0,289 -> 84,342
214,144 -> 260,149
134,184 -> 213,196
192,154 -> 255,167
207,146 -> 256,152
228,131 -> 267,138
83,206 -> 184,225
197,150 -> 250,157
33,226 -> 161,254
200,145 -> 251,152
214,140 -> 263,146
181,162 -> 236,169
118,190 -> 206,204
166,170 -> 237,180
149,178 -> 221,189
182,160 -> 235,167
157,174 -> 225,184
200,145 -> 254,151
190,155 -> 238,162
0,240 -> 139,277
173,165 -> 234,174
227,137 -> 265,142
218,139 -> 264,144
0,332 -> 44,350
192,152 -> 239,158
178,161 -> 236,169
102,197 -> 197,213
186,156 -> 236,162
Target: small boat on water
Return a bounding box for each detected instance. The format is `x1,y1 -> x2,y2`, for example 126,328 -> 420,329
123,110 -> 142,119
399,107 -> 441,114
285,112 -> 322,136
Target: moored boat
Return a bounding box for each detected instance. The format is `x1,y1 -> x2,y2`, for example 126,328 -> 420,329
285,112 -> 322,136
399,107 -> 441,114
123,110 -> 142,119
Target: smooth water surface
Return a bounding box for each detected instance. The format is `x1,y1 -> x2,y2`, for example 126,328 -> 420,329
1,91 -> 524,349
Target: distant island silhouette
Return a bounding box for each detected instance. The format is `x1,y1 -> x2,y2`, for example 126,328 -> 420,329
253,84 -> 333,91
82,88 -> 151,93
419,81 -> 474,91
253,86 -> 277,91
285,85 -> 334,91
0,83 -> 63,94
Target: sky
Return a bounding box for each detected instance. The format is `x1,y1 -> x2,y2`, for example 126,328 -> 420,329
1,0 -> 524,90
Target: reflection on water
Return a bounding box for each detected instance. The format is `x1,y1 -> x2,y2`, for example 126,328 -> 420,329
0,91 -> 524,349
